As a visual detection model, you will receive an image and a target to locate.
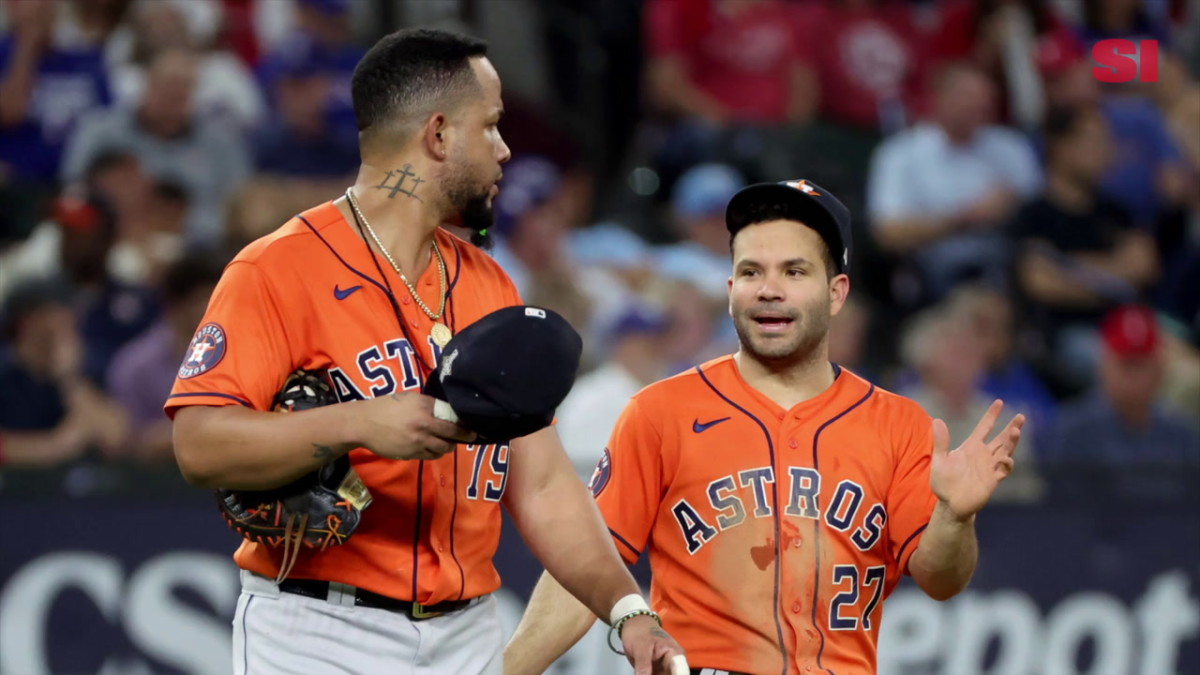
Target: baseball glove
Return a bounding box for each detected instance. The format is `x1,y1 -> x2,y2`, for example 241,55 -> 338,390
215,369 -> 372,582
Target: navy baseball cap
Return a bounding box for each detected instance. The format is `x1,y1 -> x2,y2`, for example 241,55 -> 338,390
725,179 -> 853,275
423,306 -> 583,442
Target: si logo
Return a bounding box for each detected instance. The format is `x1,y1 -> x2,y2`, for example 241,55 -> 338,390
589,448 -> 613,497
179,323 -> 227,379
1092,39 -> 1160,83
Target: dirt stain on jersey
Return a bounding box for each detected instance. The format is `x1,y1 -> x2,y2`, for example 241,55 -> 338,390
750,538 -> 775,570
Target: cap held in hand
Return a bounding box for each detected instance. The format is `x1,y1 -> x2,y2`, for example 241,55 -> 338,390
423,305 -> 583,442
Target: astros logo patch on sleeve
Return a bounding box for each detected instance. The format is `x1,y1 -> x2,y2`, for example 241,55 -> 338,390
588,448 -> 613,497
179,322 -> 227,379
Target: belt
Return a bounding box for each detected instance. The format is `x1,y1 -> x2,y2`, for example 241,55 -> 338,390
278,579 -> 472,620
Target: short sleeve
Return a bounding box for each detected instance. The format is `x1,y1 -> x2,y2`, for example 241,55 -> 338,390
164,261 -> 294,419
886,408 -> 939,574
592,396 -> 664,564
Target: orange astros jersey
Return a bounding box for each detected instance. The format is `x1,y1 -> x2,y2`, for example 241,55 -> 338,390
166,201 -> 522,605
591,356 -> 938,675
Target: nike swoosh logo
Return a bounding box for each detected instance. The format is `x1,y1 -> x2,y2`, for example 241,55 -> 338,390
693,417 -> 731,433
334,285 -> 363,300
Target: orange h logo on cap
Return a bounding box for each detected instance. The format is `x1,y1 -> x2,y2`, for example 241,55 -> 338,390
786,180 -> 820,196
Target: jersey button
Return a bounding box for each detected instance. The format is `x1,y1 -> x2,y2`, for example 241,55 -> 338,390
410,319 -> 419,328
789,439 -> 798,449
440,475 -> 447,487
791,602 -> 802,614
401,296 -> 411,305
792,538 -> 802,549
438,545 -> 445,552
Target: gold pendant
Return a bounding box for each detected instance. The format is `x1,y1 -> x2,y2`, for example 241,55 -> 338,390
431,322 -> 453,347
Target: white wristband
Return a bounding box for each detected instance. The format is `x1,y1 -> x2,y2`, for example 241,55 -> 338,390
609,594 -> 650,627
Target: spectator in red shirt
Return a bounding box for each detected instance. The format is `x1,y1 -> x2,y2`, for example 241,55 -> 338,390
793,0 -> 927,133
643,0 -> 815,126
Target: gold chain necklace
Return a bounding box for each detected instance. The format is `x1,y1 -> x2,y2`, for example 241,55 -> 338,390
345,187 -> 453,347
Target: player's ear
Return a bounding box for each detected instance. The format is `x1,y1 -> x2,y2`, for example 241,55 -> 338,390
423,112 -> 449,161
828,274 -> 850,317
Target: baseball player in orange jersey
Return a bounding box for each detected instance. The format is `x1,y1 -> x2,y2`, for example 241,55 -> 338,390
167,29 -> 686,675
504,180 -> 1026,675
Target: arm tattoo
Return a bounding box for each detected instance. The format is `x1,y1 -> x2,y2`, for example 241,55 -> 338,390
374,164 -> 425,201
312,443 -> 337,461
650,627 -> 670,640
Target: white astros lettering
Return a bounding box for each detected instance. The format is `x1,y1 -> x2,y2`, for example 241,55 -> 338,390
326,338 -> 429,401
672,466 -> 886,555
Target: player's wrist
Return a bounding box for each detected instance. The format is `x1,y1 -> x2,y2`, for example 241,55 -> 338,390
334,400 -> 372,450
936,499 -> 977,525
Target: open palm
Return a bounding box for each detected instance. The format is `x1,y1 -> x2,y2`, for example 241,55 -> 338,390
930,400 -> 1025,520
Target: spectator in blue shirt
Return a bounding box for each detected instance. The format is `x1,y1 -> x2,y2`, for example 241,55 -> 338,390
0,0 -> 111,240
1041,57 -> 1191,233
256,0 -> 363,143
1096,94 -> 1190,229
253,54 -> 358,180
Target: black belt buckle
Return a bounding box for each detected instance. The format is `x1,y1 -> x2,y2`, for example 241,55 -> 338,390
409,601 -> 443,620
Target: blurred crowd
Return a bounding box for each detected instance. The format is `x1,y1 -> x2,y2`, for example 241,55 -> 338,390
0,0 -> 1196,502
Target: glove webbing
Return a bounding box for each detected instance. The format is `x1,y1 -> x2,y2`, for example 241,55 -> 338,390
275,512 -> 310,584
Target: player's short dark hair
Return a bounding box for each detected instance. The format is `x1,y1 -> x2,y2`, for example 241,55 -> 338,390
351,28 -> 488,144
728,201 -> 838,280
162,252 -> 225,305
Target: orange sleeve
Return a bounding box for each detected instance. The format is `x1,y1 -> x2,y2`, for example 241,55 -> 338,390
164,261 -> 295,419
886,407 -> 938,575
591,396 -> 663,565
